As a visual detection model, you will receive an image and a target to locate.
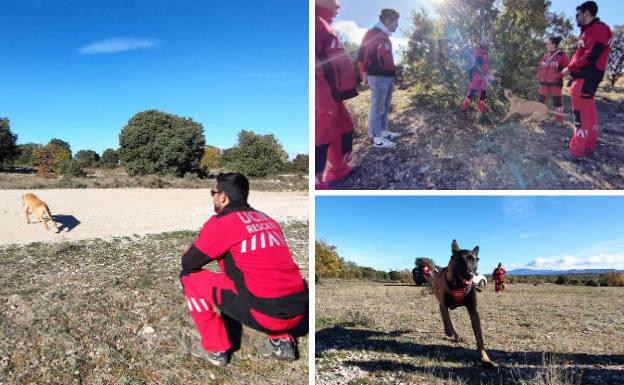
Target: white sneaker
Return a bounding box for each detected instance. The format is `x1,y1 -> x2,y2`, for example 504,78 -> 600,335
373,137 -> 396,148
381,130 -> 401,139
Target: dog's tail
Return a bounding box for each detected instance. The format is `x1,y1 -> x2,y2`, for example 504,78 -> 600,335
44,204 -> 58,229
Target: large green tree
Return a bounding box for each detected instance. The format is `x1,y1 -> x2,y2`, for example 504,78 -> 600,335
119,110 -> 205,176
15,143 -> 41,167
74,149 -> 100,168
223,130 -> 288,177
0,118 -> 19,168
100,148 -> 120,169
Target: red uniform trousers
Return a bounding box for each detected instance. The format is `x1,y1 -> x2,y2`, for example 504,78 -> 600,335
569,79 -> 598,157
181,270 -> 300,352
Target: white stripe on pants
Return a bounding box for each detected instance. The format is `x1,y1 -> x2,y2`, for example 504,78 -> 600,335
368,75 -> 394,138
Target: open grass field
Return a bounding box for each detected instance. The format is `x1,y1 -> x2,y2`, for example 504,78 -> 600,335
0,222 -> 309,385
316,280 -> 624,385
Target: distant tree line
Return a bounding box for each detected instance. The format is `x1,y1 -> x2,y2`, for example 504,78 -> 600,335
503,272 -> 624,287
0,110 -> 308,178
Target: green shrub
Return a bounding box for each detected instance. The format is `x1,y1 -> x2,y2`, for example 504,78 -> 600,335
119,110 -> 205,176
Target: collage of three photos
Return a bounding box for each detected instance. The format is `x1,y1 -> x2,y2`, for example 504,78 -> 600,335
0,0 -> 623,384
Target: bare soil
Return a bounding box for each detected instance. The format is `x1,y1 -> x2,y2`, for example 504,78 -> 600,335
334,89 -> 624,190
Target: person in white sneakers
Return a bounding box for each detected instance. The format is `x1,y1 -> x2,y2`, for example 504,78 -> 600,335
357,8 -> 401,148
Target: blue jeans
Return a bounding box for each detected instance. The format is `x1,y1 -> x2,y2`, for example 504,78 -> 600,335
368,75 -> 394,138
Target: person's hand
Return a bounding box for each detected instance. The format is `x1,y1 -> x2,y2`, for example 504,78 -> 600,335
562,67 -> 570,77
361,72 -> 368,85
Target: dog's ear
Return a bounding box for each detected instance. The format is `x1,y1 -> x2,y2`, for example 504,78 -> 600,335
472,246 -> 480,256
451,239 -> 460,254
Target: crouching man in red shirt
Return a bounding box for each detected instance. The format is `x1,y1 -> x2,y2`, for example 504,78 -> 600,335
179,173 -> 308,367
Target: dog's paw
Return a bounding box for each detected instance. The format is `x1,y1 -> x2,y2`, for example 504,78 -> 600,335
482,359 -> 497,369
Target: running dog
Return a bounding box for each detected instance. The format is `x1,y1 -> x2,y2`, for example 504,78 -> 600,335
501,89 -> 568,124
22,193 -> 58,230
432,240 -> 495,367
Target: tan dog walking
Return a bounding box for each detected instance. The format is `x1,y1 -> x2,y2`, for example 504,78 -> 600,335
501,89 -> 569,124
22,193 -> 58,230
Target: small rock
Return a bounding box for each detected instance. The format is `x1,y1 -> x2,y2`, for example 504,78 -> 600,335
139,325 -> 155,335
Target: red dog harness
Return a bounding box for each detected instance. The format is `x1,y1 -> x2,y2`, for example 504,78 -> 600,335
450,280 -> 473,303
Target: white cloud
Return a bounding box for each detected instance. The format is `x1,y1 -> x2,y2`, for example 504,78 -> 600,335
516,254 -> 624,271
79,38 -> 159,55
333,20 -> 408,61
501,197 -> 536,218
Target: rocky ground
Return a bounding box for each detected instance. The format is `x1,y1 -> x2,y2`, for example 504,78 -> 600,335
0,222 -> 309,385
334,88 -> 624,190
316,280 -> 624,385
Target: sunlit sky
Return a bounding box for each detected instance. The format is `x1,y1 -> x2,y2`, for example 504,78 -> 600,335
1,1 -> 308,157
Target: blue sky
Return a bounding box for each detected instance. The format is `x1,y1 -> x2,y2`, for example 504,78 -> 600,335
0,0 -> 308,157
331,0 -> 623,59
316,196 -> 624,273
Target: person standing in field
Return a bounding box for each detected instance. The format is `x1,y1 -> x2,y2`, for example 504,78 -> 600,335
492,263 -> 506,293
179,173 -> 308,367
562,1 -> 612,160
358,8 -> 402,148
461,36 -> 495,117
537,36 -> 570,124
315,0 -> 358,188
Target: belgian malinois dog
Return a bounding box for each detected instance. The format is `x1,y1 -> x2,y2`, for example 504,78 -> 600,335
22,193 -> 58,230
432,240 -> 495,367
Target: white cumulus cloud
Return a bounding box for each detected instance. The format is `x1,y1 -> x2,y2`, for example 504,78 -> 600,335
79,38 -> 159,55
519,254 -> 624,270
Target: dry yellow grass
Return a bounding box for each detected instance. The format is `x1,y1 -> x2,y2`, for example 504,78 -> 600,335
316,280 -> 624,385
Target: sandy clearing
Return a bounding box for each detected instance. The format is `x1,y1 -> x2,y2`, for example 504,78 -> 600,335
0,189 -> 308,245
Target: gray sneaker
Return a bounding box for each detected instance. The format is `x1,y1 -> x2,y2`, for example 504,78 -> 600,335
259,337 -> 296,361
189,341 -> 228,367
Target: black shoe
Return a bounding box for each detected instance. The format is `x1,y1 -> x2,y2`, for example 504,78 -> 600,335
259,337 -> 296,361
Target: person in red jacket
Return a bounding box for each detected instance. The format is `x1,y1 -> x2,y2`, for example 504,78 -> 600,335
315,0 -> 358,188
562,1 -> 612,159
461,36 -> 495,115
179,173 -> 308,367
492,263 -> 506,293
537,36 -> 570,123
358,8 -> 402,148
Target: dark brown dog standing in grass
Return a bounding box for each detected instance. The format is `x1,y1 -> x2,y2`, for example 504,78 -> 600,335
432,239 -> 495,367
22,193 -> 58,230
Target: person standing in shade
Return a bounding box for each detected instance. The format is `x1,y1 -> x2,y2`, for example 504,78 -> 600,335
537,36 -> 570,124
562,1 -> 612,160
358,8 -> 402,148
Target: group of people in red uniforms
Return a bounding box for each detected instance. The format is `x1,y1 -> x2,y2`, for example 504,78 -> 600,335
316,1 -> 613,187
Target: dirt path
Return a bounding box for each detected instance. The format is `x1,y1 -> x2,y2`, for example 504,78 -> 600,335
0,189 -> 308,245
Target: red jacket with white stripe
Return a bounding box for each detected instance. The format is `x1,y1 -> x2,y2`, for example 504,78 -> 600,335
181,204 -> 307,321
537,50 -> 570,87
568,18 -> 612,83
357,26 -> 396,77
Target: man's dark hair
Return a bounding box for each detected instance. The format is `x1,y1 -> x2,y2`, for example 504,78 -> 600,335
217,172 -> 249,204
549,36 -> 563,46
577,1 -> 598,17
379,8 -> 399,23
